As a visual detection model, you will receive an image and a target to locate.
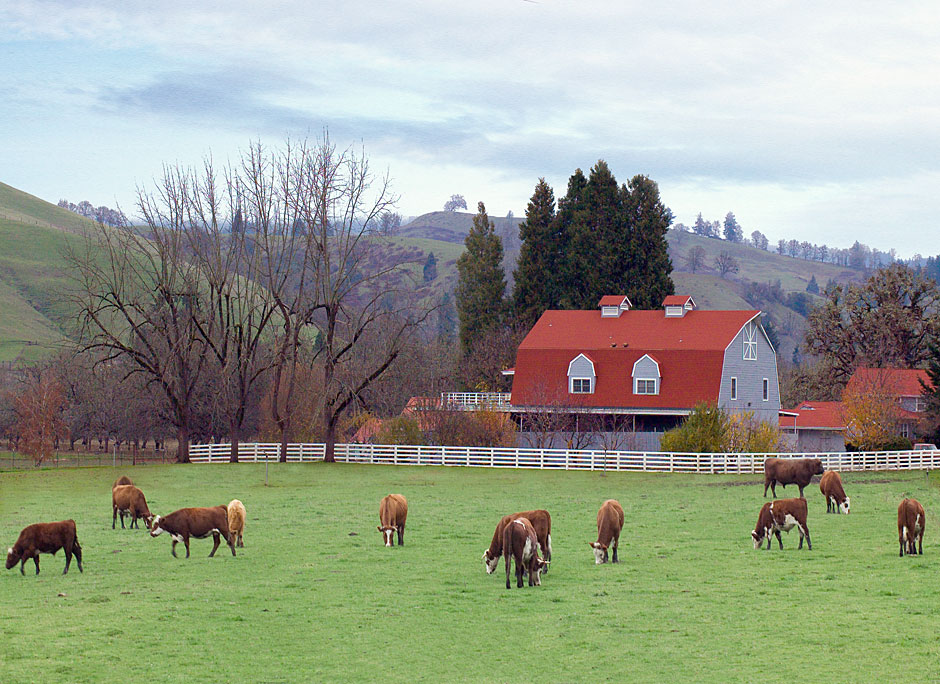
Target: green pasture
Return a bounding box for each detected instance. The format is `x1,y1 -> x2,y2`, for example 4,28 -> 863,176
1,464 -> 938,683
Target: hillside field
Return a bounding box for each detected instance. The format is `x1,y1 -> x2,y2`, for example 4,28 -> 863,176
1,463 -> 938,683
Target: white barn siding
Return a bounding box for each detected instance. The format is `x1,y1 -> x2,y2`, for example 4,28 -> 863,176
717,321 -> 780,423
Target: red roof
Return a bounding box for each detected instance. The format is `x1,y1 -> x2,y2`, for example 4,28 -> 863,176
511,308 -> 760,410
662,295 -> 694,307
846,368 -> 931,397
782,402 -> 846,430
598,295 -> 630,307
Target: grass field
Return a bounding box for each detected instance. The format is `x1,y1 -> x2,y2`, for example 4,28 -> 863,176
1,464 -> 939,683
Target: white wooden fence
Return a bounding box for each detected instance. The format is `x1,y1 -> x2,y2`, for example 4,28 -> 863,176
188,443 -> 940,473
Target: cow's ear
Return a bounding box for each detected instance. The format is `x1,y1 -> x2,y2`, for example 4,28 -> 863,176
377,526 -> 383,531
589,542 -> 599,549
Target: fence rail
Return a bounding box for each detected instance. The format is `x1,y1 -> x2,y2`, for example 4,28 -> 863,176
440,392 -> 512,408
188,443 -> 940,473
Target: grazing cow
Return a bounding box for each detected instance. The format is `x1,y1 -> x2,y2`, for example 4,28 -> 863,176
227,499 -> 246,548
590,499 -> 624,564
503,517 -> 549,589
483,509 -> 552,574
112,485 -> 154,530
819,471 -> 850,514
149,506 -> 235,558
113,475 -> 133,488
6,520 -> 83,575
898,498 -> 925,557
751,498 -> 812,550
377,494 -> 407,547
763,457 -> 824,498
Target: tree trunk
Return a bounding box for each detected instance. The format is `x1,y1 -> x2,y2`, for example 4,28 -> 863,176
229,419 -> 240,463
279,419 -> 290,463
176,426 -> 190,463
324,417 -> 336,463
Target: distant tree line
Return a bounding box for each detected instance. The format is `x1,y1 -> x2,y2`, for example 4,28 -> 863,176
57,199 -> 126,227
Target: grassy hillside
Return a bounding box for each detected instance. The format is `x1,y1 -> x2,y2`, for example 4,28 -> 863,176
0,184 -> 97,361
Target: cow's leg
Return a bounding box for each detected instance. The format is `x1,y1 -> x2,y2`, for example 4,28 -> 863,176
33,554 -> 40,574
171,539 -> 179,558
763,480 -> 770,497
798,484 -> 805,499
775,530 -> 783,550
225,532 -> 236,556
184,537 -> 191,558
770,482 -> 777,498
19,556 -> 26,575
505,556 -> 512,590
900,538 -> 904,557
73,542 -> 83,572
918,534 -> 923,555
209,533 -> 221,557
63,546 -> 72,574
612,535 -> 620,563
397,525 -> 404,546
112,505 -> 117,529
120,510 -> 126,529
237,532 -> 244,548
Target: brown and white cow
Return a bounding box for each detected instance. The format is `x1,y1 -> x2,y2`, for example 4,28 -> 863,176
763,457 -> 824,498
589,499 -> 624,564
113,475 -> 134,488
898,498 -> 925,557
378,494 -> 407,547
819,471 -> 850,514
503,517 -> 549,589
483,509 -> 552,574
149,506 -> 236,558
751,498 -> 812,550
112,484 -> 154,530
6,520 -> 83,575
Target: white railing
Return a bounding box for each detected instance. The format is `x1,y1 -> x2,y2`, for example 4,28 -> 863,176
440,392 -> 512,409
188,443 -> 940,473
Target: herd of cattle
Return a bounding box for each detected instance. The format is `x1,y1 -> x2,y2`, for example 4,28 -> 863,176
4,476 -> 246,575
3,458 -> 930,580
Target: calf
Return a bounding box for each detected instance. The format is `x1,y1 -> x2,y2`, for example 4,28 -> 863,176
149,506 -> 235,558
589,499 -> 624,564
819,471 -> 850,514
483,509 -> 552,574
113,475 -> 134,488
227,499 -> 246,548
503,517 -> 549,589
898,498 -> 925,557
751,498 -> 812,550
6,520 -> 83,575
377,494 -> 407,547
763,457 -> 824,498
112,484 -> 154,530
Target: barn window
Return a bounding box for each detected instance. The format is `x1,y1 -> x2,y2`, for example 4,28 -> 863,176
635,378 -> 658,395
571,378 -> 592,393
762,378 -> 769,401
730,377 -> 738,400
743,322 -> 757,361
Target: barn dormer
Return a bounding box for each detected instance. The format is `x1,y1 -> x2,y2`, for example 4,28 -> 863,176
662,295 -> 697,318
598,295 -> 632,318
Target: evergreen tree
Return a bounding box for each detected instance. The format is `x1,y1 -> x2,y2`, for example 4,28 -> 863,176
693,212 -> 709,236
723,211 -> 743,242
553,168 -> 588,309
623,174 -> 674,308
806,274 -> 819,294
512,178 -> 558,329
455,202 -> 506,354
422,252 -> 438,283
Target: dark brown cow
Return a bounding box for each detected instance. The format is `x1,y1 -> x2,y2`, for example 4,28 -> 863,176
819,471 -> 850,514
483,509 -> 552,574
763,457 -> 824,498
377,494 -> 407,547
113,475 -> 133,488
751,498 -> 812,550
503,517 -> 549,589
589,499 -> 624,564
112,484 -> 154,530
6,520 -> 83,575
149,506 -> 235,558
898,498 -> 925,557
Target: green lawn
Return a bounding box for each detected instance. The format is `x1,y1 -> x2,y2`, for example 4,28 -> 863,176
1,464 -> 938,683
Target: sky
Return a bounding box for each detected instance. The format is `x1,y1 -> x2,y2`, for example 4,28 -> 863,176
2,1 -> 939,256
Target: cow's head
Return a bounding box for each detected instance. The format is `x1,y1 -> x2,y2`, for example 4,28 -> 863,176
149,516 -> 164,537
812,459 -> 824,475
751,529 -> 765,550
589,542 -> 609,564
840,497 -> 851,515
5,547 -> 18,569
532,558 -> 549,585
143,514 -> 155,530
377,526 -> 395,547
482,549 -> 499,574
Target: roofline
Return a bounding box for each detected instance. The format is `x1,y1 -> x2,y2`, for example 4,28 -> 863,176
509,406 -> 692,416
721,311 -> 763,355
